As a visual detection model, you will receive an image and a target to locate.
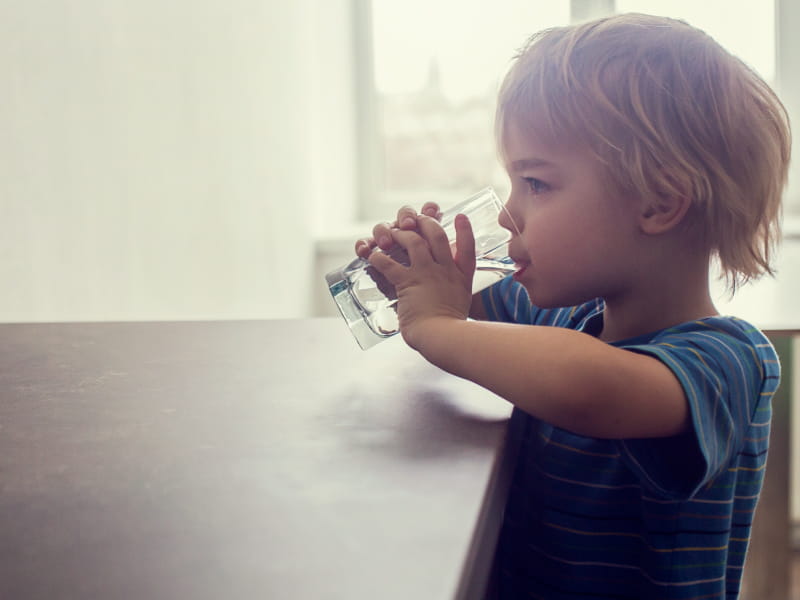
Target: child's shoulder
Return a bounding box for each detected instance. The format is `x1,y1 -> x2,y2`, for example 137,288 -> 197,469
551,302 -> 773,358
645,315 -> 776,360
620,314 -> 780,396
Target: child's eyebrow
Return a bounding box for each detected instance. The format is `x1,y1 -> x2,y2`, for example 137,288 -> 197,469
510,158 -> 555,172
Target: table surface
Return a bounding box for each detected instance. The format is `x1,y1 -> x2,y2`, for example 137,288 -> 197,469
0,318 -> 514,600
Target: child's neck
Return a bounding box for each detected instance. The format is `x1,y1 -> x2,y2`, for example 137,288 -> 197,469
598,254 -> 718,343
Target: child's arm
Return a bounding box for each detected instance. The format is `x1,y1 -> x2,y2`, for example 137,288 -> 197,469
407,318 -> 689,439
368,214 -> 689,440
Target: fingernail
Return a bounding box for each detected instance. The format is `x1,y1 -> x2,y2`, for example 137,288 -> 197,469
401,217 -> 415,228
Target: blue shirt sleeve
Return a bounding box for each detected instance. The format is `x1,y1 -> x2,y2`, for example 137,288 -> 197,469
616,318 -> 778,500
481,277 -> 536,323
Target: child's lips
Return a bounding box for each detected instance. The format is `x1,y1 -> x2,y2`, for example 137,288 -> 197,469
512,258 -> 530,280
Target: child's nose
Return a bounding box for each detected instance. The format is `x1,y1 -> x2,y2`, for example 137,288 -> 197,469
498,200 -> 519,235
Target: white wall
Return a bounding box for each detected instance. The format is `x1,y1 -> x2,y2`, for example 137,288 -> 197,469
0,0 -> 356,322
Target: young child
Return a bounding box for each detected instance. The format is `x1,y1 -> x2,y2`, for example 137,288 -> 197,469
355,12 -> 790,600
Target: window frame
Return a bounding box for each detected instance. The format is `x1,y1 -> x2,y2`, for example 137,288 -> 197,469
776,0 -> 800,218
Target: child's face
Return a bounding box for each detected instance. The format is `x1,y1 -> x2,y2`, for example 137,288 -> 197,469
499,121 -> 644,309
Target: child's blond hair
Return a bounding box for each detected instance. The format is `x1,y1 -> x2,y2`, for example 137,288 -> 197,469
496,13 -> 791,291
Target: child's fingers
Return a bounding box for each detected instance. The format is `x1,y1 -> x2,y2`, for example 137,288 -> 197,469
364,202 -> 441,257
453,214 -> 476,277
415,215 -> 452,265
367,228 -> 434,279
391,228 -> 436,268
355,238 -> 375,259
367,250 -> 402,283
371,222 -> 395,251
421,202 -> 442,220
396,206 -> 418,230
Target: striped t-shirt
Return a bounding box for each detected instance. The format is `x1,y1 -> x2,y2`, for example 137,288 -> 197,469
482,278 -> 780,600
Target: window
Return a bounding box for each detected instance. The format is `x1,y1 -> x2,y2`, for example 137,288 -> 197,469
358,0 -> 798,219
357,0 -> 572,218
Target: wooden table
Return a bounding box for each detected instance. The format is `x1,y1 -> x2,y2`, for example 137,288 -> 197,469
1,315 -> 795,599
0,319 -> 515,600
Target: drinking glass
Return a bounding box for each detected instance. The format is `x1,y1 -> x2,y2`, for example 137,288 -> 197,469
325,187 -> 514,350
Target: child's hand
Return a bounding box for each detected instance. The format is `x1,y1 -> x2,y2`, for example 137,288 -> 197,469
367,213 -> 475,350
354,202 -> 442,259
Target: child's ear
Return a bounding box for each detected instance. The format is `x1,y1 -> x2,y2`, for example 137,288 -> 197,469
638,191 -> 692,235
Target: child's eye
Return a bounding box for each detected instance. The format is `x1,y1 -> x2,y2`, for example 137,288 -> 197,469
523,177 -> 549,195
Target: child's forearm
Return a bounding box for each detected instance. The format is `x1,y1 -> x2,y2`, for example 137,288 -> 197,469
410,317 -> 689,439
468,292 -> 488,320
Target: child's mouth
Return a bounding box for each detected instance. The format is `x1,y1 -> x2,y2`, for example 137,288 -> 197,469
513,262 -> 528,280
